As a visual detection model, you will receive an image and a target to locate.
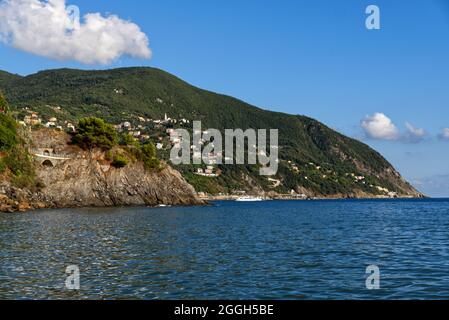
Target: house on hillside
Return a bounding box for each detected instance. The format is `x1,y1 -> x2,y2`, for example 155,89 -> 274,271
67,123 -> 76,132
44,121 -> 56,128
24,113 -> 42,126
195,166 -> 219,177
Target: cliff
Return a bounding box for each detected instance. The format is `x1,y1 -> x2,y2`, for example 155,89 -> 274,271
0,129 -> 203,212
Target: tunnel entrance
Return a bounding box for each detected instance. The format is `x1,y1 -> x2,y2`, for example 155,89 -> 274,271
42,159 -> 54,167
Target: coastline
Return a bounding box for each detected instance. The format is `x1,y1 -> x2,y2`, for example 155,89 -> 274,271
0,200 -> 208,213
199,193 -> 427,202
1,195 -> 429,214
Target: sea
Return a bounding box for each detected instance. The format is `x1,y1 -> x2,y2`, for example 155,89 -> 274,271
1,199 -> 449,300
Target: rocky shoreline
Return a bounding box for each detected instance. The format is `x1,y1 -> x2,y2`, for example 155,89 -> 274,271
0,160 -> 205,213
1,191 -> 425,213
2,185 -> 426,213
1,129 -> 204,213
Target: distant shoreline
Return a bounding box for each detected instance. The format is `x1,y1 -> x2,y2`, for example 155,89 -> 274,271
2,197 -> 439,214
199,194 -> 428,201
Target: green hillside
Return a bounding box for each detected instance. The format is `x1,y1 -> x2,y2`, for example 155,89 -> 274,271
0,71 -> 21,89
0,67 -> 422,197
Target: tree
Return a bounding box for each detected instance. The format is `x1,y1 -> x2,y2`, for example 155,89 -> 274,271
0,94 -> 17,151
120,133 -> 138,146
0,92 -> 9,113
72,117 -> 118,150
141,142 -> 160,169
142,142 -> 157,158
0,114 -> 18,151
112,154 -> 129,168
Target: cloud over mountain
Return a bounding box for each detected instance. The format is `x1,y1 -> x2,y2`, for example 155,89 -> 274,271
361,113 -> 431,143
403,122 -> 428,143
361,113 -> 400,141
0,0 -> 151,65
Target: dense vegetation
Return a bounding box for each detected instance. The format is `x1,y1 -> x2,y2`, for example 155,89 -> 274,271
72,117 -> 160,170
72,117 -> 118,150
111,153 -> 129,168
0,93 -> 36,188
0,67 -> 418,196
0,111 -> 18,151
120,138 -> 161,171
0,91 -> 9,113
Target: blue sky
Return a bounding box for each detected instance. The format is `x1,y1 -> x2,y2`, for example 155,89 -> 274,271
0,0 -> 448,196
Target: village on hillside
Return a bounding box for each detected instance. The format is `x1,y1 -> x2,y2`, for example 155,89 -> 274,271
16,109 -> 224,178
14,107 -> 399,198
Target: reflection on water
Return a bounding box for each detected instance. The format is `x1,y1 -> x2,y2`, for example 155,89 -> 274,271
1,199 -> 449,299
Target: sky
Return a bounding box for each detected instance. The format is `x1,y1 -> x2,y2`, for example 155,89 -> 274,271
0,0 -> 448,196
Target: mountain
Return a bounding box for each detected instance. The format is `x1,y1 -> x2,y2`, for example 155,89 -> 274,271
0,70 -> 21,87
0,67 -> 423,198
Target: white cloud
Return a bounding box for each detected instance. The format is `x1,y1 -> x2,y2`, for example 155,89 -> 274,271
403,122 -> 428,143
0,0 -> 151,65
360,113 -> 431,143
361,113 -> 400,140
438,128 -> 449,141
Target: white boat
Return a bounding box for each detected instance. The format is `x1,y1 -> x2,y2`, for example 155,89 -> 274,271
235,196 -> 264,202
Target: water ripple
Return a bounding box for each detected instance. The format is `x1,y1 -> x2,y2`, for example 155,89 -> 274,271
1,199 -> 449,299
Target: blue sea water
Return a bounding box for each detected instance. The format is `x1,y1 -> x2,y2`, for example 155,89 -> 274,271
1,199 -> 449,300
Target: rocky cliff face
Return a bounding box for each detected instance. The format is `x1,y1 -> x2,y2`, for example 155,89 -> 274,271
0,129 -> 203,212
35,152 -> 203,208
